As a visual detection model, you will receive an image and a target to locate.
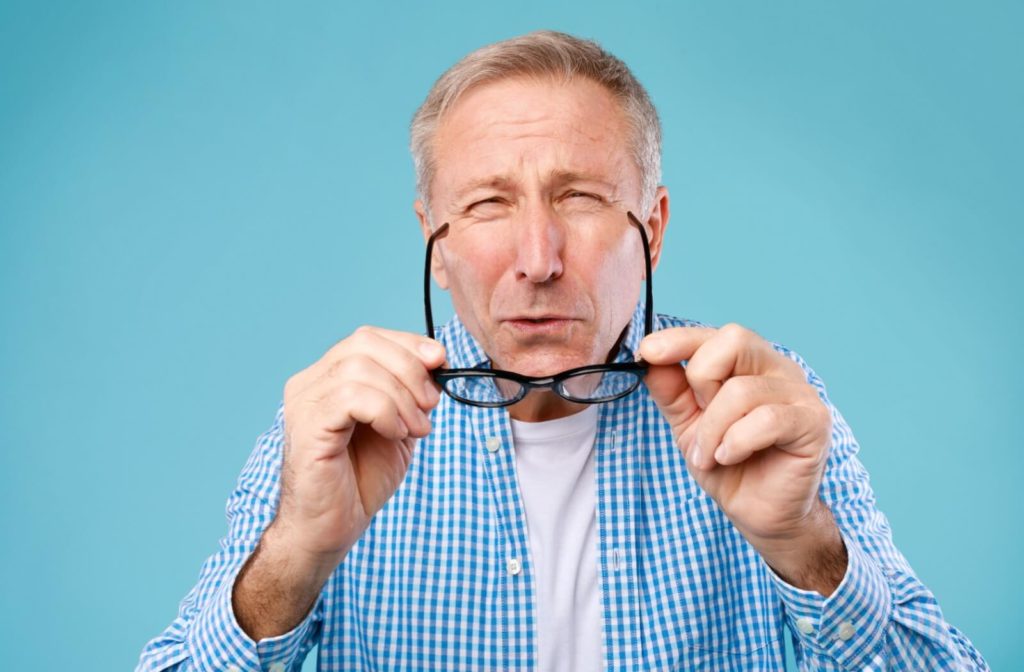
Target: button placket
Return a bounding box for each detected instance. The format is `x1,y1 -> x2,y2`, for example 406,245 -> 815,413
473,407 -> 536,669
594,403 -> 645,668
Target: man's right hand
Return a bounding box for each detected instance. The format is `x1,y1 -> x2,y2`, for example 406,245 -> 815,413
233,326 -> 446,641
273,326 -> 446,565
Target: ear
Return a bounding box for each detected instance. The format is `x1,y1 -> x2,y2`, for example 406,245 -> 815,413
642,186 -> 670,274
415,199 -> 450,290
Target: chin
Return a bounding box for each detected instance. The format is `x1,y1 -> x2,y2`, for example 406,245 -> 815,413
496,350 -> 590,377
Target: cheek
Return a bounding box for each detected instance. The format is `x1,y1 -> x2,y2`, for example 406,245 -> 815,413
582,239 -> 643,312
444,240 -> 511,305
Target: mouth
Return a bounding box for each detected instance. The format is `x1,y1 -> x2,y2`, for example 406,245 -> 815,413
503,316 -> 577,335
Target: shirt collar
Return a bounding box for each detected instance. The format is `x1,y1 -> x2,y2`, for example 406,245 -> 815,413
436,299 -> 651,370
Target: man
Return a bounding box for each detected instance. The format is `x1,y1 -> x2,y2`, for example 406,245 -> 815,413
138,31 -> 988,671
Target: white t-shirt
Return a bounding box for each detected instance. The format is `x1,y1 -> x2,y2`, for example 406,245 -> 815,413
509,405 -> 602,672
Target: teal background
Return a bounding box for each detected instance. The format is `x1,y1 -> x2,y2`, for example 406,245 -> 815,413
1,1 -> 1020,669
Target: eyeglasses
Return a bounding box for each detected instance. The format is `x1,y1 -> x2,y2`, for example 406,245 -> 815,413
423,211 -> 655,408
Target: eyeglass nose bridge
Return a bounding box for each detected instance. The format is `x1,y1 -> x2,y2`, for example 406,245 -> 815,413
522,376 -> 557,388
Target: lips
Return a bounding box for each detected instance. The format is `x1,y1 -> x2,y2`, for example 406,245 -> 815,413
503,316 -> 577,335
510,315 -> 572,322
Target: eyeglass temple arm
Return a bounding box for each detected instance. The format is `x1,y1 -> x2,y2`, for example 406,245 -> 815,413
424,222 -> 451,338
626,211 -> 655,336
426,215 -> 650,338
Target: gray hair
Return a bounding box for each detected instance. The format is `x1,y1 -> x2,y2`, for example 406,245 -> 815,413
410,30 -> 662,218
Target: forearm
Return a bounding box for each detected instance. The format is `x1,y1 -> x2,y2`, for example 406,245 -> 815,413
232,521 -> 342,641
138,407 -> 327,671
754,343 -> 988,669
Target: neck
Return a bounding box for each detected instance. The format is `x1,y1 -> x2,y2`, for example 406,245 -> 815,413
507,391 -> 587,422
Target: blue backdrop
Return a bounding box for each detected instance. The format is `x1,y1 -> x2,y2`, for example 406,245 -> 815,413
1,2 -> 1020,669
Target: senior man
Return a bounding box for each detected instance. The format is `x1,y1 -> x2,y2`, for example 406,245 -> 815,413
139,31 -> 988,671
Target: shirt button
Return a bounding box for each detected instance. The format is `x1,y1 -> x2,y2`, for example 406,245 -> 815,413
795,617 -> 814,635
611,548 -> 623,572
268,664 -> 285,672
507,558 -> 522,575
836,620 -> 856,641
485,436 -> 501,453
226,667 -> 240,672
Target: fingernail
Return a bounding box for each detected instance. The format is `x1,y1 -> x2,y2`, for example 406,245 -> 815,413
714,442 -> 727,464
397,418 -> 409,438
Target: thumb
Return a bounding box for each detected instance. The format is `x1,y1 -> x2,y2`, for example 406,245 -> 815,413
644,362 -> 702,433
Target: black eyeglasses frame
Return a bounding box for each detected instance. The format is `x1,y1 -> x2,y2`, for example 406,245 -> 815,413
423,210 -> 655,408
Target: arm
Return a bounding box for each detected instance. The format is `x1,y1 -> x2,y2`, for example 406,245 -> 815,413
137,326 -> 445,671
767,345 -> 990,671
639,324 -> 989,671
135,405 -> 323,672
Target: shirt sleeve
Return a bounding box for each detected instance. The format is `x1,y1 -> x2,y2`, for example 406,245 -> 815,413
136,403 -> 324,672
767,343 -> 990,671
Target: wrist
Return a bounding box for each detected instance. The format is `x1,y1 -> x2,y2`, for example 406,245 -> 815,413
747,501 -> 848,597
232,523 -> 343,642
261,519 -> 349,585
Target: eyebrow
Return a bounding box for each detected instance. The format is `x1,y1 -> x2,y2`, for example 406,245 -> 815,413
452,176 -> 517,202
451,171 -> 617,202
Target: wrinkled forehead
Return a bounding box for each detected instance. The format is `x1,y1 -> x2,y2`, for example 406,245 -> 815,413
431,76 -> 638,200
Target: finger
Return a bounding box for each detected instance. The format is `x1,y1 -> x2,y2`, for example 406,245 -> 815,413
694,375 -> 806,469
714,403 -> 826,466
637,326 -> 717,365
352,326 -> 447,370
677,323 -> 786,409
333,328 -> 444,410
314,354 -> 432,437
293,327 -> 447,399
642,362 -> 702,446
299,383 -> 409,459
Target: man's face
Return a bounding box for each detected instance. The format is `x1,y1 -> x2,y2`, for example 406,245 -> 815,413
417,76 -> 667,378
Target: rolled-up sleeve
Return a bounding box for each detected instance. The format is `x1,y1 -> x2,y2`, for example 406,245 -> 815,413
136,403 -> 324,672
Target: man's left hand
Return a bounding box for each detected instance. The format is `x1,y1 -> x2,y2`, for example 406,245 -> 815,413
638,323 -> 846,595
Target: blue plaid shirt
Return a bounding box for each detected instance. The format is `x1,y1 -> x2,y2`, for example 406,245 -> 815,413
138,305 -> 989,671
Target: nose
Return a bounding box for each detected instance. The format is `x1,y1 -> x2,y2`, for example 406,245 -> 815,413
513,206 -> 565,284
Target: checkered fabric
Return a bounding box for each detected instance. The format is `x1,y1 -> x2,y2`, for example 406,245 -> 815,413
137,304 -> 989,671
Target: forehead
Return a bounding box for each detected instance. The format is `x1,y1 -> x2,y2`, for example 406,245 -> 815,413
432,76 -> 635,195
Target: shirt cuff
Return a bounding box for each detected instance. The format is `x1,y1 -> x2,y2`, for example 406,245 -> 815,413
765,531 -> 892,669
188,566 -> 321,672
